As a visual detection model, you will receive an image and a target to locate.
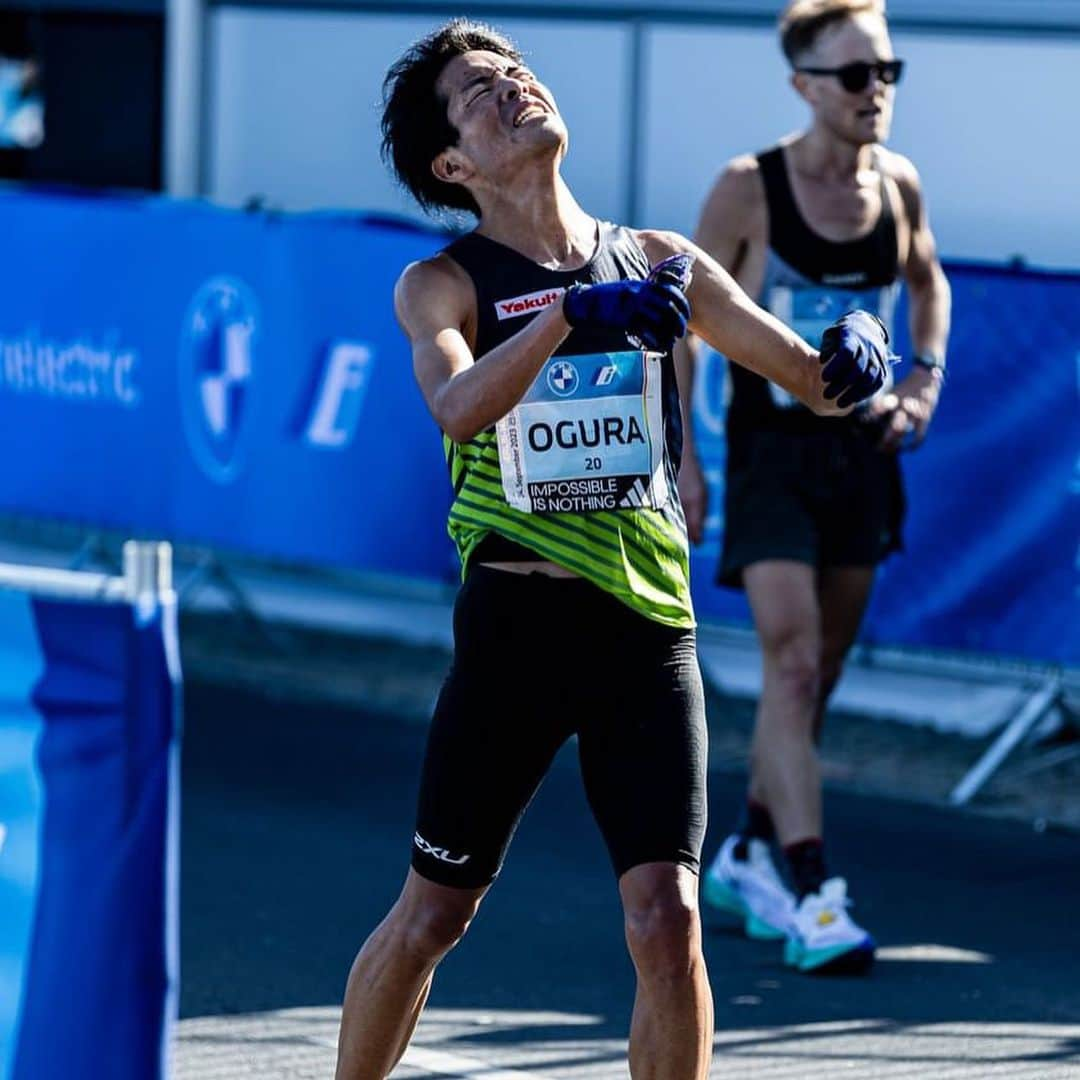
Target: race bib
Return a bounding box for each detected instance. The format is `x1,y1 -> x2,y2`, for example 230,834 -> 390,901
496,350 -> 668,514
767,284 -> 894,409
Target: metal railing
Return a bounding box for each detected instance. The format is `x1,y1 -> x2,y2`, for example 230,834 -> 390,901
0,540 -> 173,605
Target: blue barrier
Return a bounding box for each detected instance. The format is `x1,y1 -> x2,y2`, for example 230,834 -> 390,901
689,261 -> 1080,667
0,189 -> 455,580
0,573 -> 180,1078
0,190 -> 1075,664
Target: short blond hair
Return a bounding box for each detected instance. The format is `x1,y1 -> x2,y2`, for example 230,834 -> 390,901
779,0 -> 886,65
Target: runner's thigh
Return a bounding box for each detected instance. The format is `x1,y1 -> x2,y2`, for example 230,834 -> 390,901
413,567 -> 576,889
576,610 -> 707,879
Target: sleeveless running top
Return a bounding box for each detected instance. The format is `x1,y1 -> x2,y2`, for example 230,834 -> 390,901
440,222 -> 694,628
726,145 -> 901,436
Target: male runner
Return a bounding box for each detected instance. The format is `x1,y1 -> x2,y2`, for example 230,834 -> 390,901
335,20 -> 894,1078
678,0 -> 951,973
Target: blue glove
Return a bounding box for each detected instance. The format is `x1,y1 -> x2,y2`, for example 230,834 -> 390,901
563,272 -> 690,352
628,254 -> 695,349
647,252 -> 695,291
818,310 -> 897,409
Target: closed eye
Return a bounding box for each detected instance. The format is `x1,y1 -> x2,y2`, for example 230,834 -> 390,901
463,65 -> 537,108
461,71 -> 495,107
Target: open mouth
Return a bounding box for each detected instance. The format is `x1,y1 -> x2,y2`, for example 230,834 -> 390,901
512,105 -> 547,128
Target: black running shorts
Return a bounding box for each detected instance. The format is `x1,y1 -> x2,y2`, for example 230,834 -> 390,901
411,565 -> 708,889
717,426 -> 905,588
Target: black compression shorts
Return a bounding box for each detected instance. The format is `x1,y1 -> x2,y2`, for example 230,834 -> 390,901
411,565 -> 708,889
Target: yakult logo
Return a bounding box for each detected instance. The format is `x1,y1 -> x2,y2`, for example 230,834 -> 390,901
495,287 -> 565,321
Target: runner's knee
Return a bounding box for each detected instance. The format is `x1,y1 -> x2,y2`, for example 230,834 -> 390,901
623,878 -> 699,979
399,893 -> 479,962
761,628 -> 821,708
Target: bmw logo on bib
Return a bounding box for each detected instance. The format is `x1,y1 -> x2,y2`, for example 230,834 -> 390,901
547,360 -> 579,397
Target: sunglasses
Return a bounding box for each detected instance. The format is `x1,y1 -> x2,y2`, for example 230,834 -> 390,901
796,59 -> 904,93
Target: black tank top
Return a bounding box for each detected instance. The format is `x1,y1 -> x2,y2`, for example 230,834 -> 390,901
726,145 -> 901,437
444,222 -> 685,564
446,222 -> 659,357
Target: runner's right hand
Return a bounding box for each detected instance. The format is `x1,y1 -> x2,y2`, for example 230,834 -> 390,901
563,279 -> 690,352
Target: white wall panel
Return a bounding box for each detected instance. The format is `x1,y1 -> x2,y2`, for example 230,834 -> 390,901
640,27 -> 802,234
887,32 -> 1080,269
642,25 -> 1080,268
207,10 -> 1080,268
207,10 -> 631,226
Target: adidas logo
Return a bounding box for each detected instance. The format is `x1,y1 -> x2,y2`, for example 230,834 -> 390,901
619,478 -> 650,508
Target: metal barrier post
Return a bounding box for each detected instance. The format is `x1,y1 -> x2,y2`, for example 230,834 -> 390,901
949,675 -> 1064,806
124,539 -> 174,607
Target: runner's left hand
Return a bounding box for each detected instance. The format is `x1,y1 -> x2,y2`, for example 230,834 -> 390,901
818,310 -> 898,409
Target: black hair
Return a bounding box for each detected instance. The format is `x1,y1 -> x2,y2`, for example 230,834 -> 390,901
381,19 -> 523,216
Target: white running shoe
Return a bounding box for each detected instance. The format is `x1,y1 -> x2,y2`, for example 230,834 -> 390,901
784,877 -> 875,974
701,835 -> 796,941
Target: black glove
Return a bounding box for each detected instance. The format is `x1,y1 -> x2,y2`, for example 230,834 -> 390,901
818,310 -> 898,409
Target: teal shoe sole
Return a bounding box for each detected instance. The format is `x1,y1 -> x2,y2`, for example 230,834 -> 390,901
784,936 -> 876,975
745,913 -> 787,941
702,876 -> 745,916
702,878 -> 787,941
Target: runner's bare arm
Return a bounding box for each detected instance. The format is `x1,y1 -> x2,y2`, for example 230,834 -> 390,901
874,153 -> 951,445
397,255 -> 572,443
672,158 -> 767,541
694,155 -> 765,278
672,159 -> 763,425
638,229 -> 847,416
894,156 -> 951,368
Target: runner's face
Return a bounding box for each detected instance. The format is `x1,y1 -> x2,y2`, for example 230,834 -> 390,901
798,14 -> 897,147
434,50 -> 566,184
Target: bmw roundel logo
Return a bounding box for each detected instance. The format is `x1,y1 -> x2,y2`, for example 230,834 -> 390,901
179,276 -> 258,484
546,360 -> 579,397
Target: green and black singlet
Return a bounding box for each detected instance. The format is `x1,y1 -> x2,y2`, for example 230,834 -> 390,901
441,222 -> 694,629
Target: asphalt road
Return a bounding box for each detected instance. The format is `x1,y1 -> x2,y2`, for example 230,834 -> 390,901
177,680 -> 1080,1078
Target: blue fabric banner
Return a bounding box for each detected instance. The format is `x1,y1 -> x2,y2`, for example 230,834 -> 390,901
688,262 -> 1080,667
0,590 -> 180,1080
0,190 -> 1075,663
0,189 -> 455,581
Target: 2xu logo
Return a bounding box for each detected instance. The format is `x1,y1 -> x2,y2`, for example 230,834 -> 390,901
414,831 -> 470,865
